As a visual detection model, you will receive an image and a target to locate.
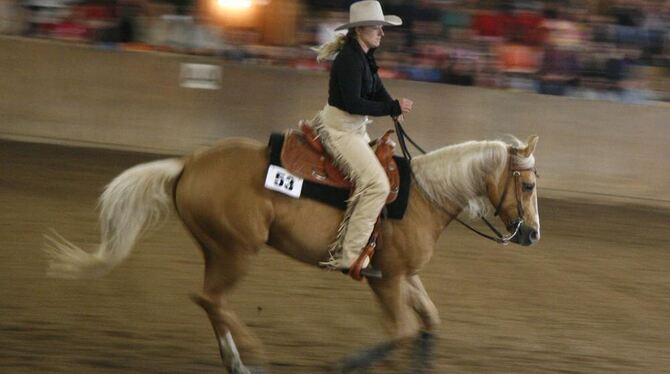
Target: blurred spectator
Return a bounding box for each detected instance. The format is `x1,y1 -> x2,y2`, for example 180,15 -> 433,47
117,4 -> 139,43
23,0 -> 72,37
403,49 -> 443,82
50,3 -> 88,41
574,42 -> 634,101
472,4 -> 512,40
497,37 -> 541,91
476,40 -> 503,87
641,2 -> 667,64
438,0 -> 472,40
4,0 -> 670,104
0,0 -> 26,35
537,45 -> 579,95
442,41 -> 479,86
536,6 -> 581,96
511,5 -> 544,45
79,2 -> 115,42
610,0 -> 645,47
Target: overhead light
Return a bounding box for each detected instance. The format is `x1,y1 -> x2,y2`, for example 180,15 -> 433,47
217,0 -> 253,9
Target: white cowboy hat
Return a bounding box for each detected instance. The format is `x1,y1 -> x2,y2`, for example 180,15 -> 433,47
335,0 -> 402,31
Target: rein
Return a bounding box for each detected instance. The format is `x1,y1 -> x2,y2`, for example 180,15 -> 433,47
393,118 -> 426,161
392,118 -> 528,245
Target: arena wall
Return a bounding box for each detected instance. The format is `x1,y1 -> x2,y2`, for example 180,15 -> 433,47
2,36 -> 669,206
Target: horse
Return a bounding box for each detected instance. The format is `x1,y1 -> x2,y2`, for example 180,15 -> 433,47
45,133 -> 541,373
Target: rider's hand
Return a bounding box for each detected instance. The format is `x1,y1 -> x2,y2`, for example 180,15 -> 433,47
399,98 -> 413,114
395,114 -> 405,124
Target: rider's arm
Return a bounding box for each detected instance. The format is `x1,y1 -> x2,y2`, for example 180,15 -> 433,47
333,51 -> 401,117
373,79 -> 393,104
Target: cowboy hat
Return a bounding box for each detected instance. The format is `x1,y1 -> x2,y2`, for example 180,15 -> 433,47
335,1 -> 402,31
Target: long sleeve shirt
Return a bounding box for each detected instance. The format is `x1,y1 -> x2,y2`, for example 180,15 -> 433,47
328,38 -> 402,117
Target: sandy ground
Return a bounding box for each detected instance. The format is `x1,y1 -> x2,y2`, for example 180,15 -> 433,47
1,139 -> 669,373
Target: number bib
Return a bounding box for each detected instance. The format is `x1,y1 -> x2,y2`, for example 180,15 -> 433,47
264,165 -> 303,198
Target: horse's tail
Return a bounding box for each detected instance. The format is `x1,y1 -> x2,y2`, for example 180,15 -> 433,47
44,158 -> 185,279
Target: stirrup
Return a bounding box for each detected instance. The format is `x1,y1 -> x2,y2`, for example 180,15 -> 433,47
342,264 -> 382,280
346,243 -> 382,281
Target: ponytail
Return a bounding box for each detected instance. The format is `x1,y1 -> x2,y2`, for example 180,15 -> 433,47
313,31 -> 353,63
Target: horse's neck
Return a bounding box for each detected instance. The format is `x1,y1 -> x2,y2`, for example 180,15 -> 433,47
409,140 -> 507,218
405,181 -> 459,233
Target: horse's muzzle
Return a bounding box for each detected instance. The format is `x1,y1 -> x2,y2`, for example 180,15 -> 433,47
509,222 -> 540,246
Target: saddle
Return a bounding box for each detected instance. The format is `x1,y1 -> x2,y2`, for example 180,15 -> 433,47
280,121 -> 400,204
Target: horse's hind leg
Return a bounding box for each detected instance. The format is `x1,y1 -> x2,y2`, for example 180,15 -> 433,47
191,240 -> 265,374
192,295 -> 250,374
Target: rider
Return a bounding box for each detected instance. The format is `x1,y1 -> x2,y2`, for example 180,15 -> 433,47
313,0 -> 413,278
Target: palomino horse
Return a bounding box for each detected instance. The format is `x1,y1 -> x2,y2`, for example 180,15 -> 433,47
45,133 -> 541,373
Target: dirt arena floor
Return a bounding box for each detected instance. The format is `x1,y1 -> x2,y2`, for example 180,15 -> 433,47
2,139 -> 669,373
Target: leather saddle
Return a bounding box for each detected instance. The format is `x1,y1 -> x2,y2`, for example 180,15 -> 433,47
281,121 -> 400,204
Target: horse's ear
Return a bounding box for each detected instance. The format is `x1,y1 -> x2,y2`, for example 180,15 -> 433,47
520,135 -> 539,157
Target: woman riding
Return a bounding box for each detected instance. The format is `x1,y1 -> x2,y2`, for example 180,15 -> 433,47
313,0 -> 413,279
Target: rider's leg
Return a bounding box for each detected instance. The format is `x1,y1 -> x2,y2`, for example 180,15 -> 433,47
317,126 -> 390,269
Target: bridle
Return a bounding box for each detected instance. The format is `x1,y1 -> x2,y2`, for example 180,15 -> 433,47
471,155 -> 536,244
393,118 -> 535,245
432,152 -> 536,245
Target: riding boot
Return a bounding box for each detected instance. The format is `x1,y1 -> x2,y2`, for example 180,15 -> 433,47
318,248 -> 382,280
319,217 -> 383,280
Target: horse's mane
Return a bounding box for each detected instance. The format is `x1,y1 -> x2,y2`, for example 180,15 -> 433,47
411,137 -> 535,219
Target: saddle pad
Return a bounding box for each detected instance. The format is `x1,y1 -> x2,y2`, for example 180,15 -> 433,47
268,132 -> 411,220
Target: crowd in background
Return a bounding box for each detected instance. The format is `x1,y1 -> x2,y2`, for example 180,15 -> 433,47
2,0 -> 670,104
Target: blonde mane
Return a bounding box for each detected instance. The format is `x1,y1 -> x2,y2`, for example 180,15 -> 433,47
411,139 -> 535,219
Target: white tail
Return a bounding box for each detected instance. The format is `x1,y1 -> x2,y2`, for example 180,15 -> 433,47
44,158 -> 184,279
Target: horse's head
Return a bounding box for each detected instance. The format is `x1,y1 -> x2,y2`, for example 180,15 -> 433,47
486,135 -> 540,246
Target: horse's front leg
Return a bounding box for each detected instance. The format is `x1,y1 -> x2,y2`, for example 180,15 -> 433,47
406,274 -> 441,331
335,276 -> 417,373
368,275 -> 421,339
360,275 -> 440,373
405,275 -> 439,373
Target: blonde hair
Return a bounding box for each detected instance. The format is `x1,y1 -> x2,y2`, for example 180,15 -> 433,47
314,32 -> 350,63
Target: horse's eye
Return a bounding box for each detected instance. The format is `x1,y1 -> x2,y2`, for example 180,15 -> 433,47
522,183 -> 535,192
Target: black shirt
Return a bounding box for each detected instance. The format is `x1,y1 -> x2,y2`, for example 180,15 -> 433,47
328,37 -> 401,117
